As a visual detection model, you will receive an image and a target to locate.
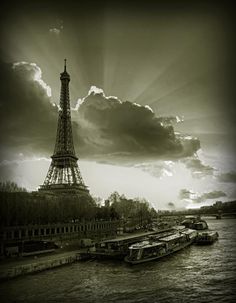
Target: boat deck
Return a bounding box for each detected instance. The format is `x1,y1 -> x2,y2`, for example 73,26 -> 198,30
101,228 -> 174,243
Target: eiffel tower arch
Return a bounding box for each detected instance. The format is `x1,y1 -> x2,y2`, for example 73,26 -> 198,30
39,60 -> 89,195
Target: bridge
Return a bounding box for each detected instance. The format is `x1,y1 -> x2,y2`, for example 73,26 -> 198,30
157,212 -> 236,220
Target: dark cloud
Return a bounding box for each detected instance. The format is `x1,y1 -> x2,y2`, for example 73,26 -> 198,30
0,63 -> 200,164
168,202 -> 175,208
0,61 -> 58,160
182,157 -> 214,178
217,171 -> 236,183
74,88 -> 200,160
179,189 -> 194,200
200,191 -> 227,202
179,188 -> 226,203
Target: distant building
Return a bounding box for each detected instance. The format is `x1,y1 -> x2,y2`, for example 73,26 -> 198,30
215,201 -> 223,208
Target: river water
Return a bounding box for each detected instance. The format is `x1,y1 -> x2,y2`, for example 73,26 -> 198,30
1,218 -> 236,303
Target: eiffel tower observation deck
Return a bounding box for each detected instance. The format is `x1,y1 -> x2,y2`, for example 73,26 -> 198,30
39,60 -> 89,194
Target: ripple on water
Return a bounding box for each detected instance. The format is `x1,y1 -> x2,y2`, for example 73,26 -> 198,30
0,219 -> 236,303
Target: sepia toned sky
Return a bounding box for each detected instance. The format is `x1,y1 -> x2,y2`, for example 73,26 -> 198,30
0,0 -> 235,209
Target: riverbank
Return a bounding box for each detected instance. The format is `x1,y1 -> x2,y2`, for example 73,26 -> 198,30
0,249 -> 88,281
0,228 -> 174,281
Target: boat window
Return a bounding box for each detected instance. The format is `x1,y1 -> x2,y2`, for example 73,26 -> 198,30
130,249 -> 139,259
143,247 -> 153,258
109,243 -> 118,250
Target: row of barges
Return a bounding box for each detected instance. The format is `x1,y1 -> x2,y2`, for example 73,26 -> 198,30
89,219 -> 219,265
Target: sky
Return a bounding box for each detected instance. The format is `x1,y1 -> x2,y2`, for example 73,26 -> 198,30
0,0 -> 236,210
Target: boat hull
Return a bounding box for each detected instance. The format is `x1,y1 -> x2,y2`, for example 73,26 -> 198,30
195,241 -> 215,245
195,232 -> 219,245
124,239 -> 194,265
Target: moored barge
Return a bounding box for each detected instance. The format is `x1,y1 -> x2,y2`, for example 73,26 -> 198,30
195,231 -> 219,245
124,228 -> 197,265
181,217 -> 208,230
89,228 -> 175,259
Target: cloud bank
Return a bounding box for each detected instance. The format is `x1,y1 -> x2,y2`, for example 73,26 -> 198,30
181,157 -> 214,178
74,87 -> 200,160
0,63 -> 200,164
0,61 -> 58,160
217,171 -> 236,183
179,188 -> 227,203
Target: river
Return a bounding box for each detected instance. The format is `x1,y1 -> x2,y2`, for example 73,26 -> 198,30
1,218 -> 236,303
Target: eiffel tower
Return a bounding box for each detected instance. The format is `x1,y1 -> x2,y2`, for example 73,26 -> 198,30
39,59 -> 88,194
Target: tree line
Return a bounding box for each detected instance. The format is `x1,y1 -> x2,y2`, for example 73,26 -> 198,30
0,181 -> 27,193
0,183 -> 157,227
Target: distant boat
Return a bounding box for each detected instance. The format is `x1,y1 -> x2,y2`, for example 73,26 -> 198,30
181,217 -> 208,230
195,231 -> 219,245
124,228 -> 197,265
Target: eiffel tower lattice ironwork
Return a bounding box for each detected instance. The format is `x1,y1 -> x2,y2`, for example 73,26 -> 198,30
39,59 -> 88,194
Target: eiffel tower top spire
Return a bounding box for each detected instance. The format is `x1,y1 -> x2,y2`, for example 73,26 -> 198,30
60,58 -> 70,80
39,60 -> 88,194
64,58 -> 67,71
